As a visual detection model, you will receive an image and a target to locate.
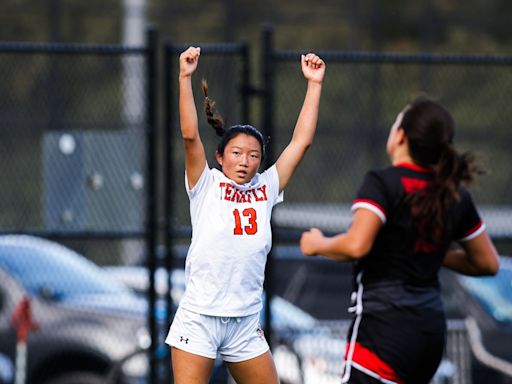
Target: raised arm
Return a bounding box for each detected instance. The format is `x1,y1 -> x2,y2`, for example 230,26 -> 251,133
300,208 -> 382,261
179,46 -> 207,189
443,231 -> 499,276
275,53 -> 325,192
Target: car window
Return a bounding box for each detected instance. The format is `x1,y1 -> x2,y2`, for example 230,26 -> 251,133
0,244 -> 129,300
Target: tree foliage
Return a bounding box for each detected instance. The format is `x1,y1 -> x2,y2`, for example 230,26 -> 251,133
0,0 -> 510,53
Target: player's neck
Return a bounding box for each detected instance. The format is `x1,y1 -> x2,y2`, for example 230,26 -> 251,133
390,146 -> 414,166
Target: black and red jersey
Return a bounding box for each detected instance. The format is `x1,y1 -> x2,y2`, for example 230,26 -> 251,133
341,162 -> 486,383
352,162 -> 484,288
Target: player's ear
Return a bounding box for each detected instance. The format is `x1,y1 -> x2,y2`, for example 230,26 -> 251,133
216,150 -> 223,166
396,127 -> 407,145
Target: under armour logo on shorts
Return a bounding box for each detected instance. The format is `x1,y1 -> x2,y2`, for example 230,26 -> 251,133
256,327 -> 264,340
179,336 -> 189,344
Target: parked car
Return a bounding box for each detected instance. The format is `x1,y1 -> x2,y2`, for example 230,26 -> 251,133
106,264 -> 345,384
103,265 -> 319,330
0,353 -> 14,384
453,255 -> 512,377
274,254 -> 512,384
107,253 -> 463,384
0,235 -> 150,384
106,265 -> 234,383
456,255 -> 512,326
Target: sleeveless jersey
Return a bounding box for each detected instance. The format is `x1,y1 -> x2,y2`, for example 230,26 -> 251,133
179,163 -> 283,317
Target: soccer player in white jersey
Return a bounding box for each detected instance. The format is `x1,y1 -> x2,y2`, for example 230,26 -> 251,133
166,46 -> 325,383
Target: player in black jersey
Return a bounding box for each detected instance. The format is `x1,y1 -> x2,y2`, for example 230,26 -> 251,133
300,97 -> 499,384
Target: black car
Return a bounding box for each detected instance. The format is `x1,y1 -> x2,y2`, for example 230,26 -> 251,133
0,235 -> 150,384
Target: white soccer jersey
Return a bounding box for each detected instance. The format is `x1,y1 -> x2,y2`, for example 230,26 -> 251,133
179,163 -> 283,317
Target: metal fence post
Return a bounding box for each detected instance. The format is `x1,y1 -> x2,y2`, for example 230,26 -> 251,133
261,23 -> 276,348
144,25 -> 159,384
162,42 -> 176,384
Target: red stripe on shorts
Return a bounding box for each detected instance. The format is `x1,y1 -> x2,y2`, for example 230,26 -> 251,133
345,342 -> 405,384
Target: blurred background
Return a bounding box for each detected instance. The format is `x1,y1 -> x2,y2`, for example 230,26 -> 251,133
2,0 -> 512,51
0,1 -> 511,384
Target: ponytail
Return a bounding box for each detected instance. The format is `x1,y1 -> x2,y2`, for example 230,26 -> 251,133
402,98 -> 483,242
201,78 -> 267,158
407,147 -> 480,242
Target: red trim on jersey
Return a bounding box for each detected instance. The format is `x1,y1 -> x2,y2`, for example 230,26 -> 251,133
395,162 -> 433,173
400,177 -> 431,193
353,199 -> 387,220
345,342 -> 405,384
465,220 -> 484,237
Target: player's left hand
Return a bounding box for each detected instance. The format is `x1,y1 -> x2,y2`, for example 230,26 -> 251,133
301,53 -> 325,84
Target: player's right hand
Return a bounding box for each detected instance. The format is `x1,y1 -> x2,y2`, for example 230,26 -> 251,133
300,227 -> 323,256
179,46 -> 201,78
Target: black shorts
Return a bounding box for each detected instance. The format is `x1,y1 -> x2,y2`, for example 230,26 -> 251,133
342,310 -> 445,384
343,368 -> 385,384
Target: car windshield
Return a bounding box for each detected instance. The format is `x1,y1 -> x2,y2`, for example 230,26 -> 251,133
0,240 -> 129,301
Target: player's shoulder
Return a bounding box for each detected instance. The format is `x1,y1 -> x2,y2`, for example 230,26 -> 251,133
455,184 -> 475,206
364,165 -> 401,184
372,163 -> 435,184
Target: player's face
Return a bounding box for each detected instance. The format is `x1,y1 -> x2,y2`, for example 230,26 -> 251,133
386,111 -> 405,158
216,133 -> 262,184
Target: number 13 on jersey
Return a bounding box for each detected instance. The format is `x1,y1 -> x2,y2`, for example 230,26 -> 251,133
233,208 -> 258,235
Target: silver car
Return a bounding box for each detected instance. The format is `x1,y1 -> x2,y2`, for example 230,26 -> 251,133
0,235 -> 150,384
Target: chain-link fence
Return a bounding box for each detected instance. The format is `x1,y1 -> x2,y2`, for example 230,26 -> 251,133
165,27 -> 512,384
1,25 -> 511,384
0,30 -> 162,384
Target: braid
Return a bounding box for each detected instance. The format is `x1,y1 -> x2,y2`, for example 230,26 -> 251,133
202,78 -> 225,137
201,79 -> 267,159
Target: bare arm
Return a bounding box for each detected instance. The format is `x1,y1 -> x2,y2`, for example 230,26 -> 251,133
179,46 -> 207,189
443,231 -> 499,276
275,53 -> 325,192
300,209 -> 382,261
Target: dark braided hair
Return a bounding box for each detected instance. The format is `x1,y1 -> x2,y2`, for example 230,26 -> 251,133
202,78 -> 267,158
202,78 -> 225,137
402,97 -> 482,243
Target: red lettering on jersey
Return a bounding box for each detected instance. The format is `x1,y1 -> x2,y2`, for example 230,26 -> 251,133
219,182 -> 226,199
254,185 -> 268,201
219,182 -> 268,202
414,240 -> 438,253
401,177 -> 430,194
233,190 -> 250,203
224,184 -> 234,201
243,191 -> 252,203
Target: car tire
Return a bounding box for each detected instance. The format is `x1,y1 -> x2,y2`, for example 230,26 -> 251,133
42,372 -> 106,384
